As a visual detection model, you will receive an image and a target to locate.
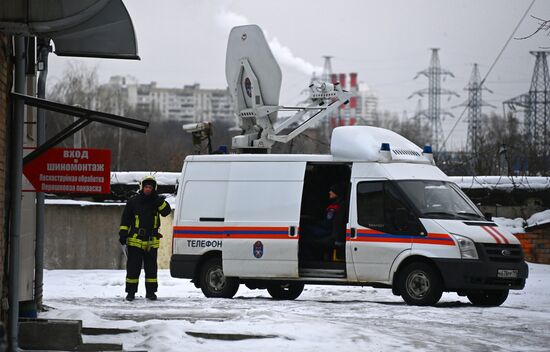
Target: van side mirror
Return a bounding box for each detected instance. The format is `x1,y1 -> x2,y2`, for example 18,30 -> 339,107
484,212 -> 493,221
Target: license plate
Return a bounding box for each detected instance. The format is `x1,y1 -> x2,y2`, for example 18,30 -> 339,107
497,269 -> 518,278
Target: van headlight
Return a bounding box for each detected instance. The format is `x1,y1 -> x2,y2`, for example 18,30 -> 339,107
452,234 -> 478,259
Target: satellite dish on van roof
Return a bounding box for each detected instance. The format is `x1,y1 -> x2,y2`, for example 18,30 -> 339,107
225,24 -> 351,152
225,25 -> 281,109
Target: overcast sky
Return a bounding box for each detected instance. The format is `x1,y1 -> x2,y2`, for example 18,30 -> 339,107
48,0 -> 550,150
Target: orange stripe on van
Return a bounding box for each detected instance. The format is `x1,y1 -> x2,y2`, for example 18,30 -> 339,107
172,226 -> 294,240
351,228 -> 455,246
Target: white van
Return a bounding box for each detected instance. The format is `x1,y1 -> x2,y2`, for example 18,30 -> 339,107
170,126 -> 528,306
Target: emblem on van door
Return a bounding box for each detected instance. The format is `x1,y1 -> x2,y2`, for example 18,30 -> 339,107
501,249 -> 511,256
245,77 -> 253,98
253,241 -> 264,258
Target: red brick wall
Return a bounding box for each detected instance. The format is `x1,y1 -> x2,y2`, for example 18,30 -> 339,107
0,33 -> 11,325
514,226 -> 550,264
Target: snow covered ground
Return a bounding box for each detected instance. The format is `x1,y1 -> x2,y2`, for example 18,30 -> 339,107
41,264 -> 550,352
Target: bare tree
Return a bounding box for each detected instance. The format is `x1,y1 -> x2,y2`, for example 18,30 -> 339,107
515,16 -> 550,43
46,62 -> 100,149
48,61 -> 99,108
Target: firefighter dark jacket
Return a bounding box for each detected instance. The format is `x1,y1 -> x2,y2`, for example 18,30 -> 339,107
119,192 -> 171,250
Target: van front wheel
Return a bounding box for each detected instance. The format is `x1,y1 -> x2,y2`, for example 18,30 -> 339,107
399,262 -> 443,306
467,289 -> 509,307
199,257 -> 239,298
267,282 -> 304,300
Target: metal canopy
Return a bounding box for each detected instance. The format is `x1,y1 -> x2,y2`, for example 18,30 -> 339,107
0,0 -> 139,60
11,92 -> 149,165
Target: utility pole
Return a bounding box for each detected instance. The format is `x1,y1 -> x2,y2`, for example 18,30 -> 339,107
9,34 -> 26,352
34,37 -> 51,313
455,63 -> 495,154
504,51 -> 550,158
409,48 -> 459,154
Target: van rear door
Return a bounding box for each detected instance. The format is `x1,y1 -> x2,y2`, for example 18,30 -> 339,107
222,161 -> 305,278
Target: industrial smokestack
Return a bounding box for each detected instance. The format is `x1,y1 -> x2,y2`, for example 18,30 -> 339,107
350,72 -> 357,89
349,73 -> 358,125
339,73 -> 346,90
349,75 -> 357,109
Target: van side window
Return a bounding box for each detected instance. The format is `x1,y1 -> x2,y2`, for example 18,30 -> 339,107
357,182 -> 384,231
357,181 -> 414,235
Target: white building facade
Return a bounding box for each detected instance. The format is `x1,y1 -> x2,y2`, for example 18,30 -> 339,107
100,76 -> 235,123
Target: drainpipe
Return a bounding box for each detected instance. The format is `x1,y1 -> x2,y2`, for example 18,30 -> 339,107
34,38 -> 50,312
8,35 -> 26,352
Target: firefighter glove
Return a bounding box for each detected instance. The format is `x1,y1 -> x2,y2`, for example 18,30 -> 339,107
119,232 -> 127,245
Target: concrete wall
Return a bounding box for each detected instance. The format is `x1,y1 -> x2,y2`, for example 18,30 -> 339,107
0,32 -> 11,325
44,204 -> 174,269
479,201 -> 545,220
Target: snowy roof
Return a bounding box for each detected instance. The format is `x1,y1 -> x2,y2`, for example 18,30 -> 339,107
110,173 -> 550,192
45,199 -> 125,206
184,154 -> 334,163
450,176 -> 550,191
46,194 -> 177,208
526,209 -> 550,229
111,172 -> 180,186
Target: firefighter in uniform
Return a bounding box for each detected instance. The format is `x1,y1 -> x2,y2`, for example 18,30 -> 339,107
300,184 -> 344,260
119,175 -> 171,301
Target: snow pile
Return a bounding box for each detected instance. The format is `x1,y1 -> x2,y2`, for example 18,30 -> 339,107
526,209 -> 550,228
451,176 -> 550,191
489,209 -> 550,233
492,217 -> 526,234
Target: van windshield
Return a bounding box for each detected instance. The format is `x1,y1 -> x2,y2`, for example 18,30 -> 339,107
396,180 -> 484,220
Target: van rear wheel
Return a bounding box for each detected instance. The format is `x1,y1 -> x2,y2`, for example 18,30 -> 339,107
199,257 -> 239,298
267,282 -> 304,300
399,262 -> 443,306
467,289 -> 509,307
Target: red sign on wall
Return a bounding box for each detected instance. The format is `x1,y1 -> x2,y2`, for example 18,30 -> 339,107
23,148 -> 111,194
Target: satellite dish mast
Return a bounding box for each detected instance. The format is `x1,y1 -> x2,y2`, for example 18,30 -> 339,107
226,25 -> 352,152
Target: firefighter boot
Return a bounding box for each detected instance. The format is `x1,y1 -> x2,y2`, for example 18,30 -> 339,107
125,292 -> 135,301
146,292 -> 157,301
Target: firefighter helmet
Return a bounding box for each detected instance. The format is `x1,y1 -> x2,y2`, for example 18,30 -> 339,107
140,175 -> 157,190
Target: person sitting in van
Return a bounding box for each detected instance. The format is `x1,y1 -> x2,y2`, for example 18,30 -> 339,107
323,184 -> 344,231
301,184 -> 345,258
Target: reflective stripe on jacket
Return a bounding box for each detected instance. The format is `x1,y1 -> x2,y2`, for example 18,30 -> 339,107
127,233 -> 161,250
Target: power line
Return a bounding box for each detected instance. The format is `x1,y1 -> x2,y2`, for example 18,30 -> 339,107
409,48 -> 459,153
454,63 -> 495,154
504,51 -> 550,156
440,0 -> 536,151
